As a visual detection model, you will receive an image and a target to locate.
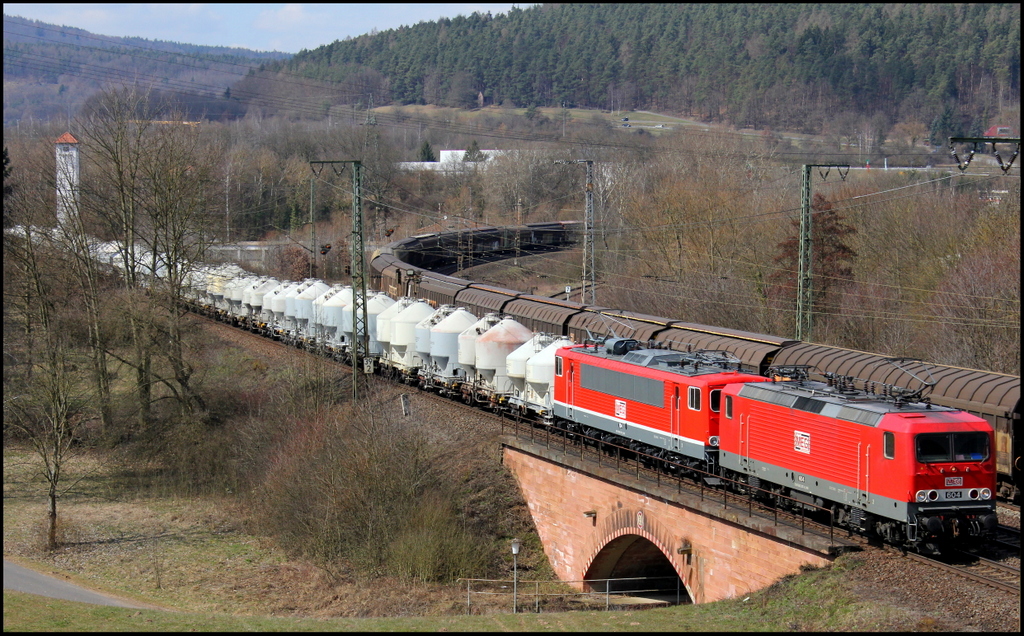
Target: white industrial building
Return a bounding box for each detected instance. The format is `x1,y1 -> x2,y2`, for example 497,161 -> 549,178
398,148 -> 506,172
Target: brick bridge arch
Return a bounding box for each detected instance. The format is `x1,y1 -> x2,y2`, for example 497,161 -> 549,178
503,444 -> 831,604
581,513 -> 694,602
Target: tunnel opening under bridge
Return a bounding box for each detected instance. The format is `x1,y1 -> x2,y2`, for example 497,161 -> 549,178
582,533 -> 691,605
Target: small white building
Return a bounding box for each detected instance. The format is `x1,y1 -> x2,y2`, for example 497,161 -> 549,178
398,148 -> 506,172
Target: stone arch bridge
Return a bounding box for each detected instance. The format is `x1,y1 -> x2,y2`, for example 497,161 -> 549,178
502,438 -> 843,604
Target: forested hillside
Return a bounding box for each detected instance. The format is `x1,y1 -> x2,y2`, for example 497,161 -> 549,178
256,3 -> 1019,138
2,14 -> 290,125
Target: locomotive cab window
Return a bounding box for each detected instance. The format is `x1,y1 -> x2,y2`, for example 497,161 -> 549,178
555,356 -> 562,377
725,395 -> 733,419
709,389 -> 721,413
883,431 -> 895,459
688,386 -> 701,411
915,432 -> 989,463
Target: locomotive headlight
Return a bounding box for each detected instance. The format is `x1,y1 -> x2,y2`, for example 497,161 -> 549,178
708,436 -> 720,447
969,489 -> 979,500
915,490 -> 927,503
927,490 -> 939,501
981,488 -> 992,500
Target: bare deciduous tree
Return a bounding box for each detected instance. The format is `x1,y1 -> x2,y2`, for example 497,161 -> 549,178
78,86 -> 217,429
4,173 -> 94,550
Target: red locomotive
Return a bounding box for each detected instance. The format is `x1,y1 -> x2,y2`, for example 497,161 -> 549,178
719,367 -> 998,548
552,338 -> 770,469
552,339 -> 998,550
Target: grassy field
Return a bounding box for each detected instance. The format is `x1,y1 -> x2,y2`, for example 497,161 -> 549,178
3,559 -> 909,632
369,103 -> 698,134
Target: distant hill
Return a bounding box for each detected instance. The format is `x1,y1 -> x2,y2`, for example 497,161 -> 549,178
2,14 -> 291,125
243,3 -> 1019,137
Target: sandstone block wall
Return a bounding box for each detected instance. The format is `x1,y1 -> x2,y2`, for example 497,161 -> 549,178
504,446 -> 831,603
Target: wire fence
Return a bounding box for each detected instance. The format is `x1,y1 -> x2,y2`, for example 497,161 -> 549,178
456,575 -> 686,614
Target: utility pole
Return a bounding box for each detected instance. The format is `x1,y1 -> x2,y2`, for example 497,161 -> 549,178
310,160 -> 368,402
797,164 -> 848,342
349,161 -> 369,400
583,160 -> 595,305
555,160 -> 596,304
514,196 -> 522,266
456,225 -> 465,274
309,175 -> 315,278
224,165 -> 230,242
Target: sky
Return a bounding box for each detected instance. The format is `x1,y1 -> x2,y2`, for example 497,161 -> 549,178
3,3 -> 532,53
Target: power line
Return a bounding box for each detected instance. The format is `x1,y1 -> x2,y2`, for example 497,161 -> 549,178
510,246 -> 1019,328
287,152 -> 1020,324
500,253 -> 1019,330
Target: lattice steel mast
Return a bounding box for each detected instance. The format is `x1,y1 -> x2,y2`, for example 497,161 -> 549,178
310,160 -> 368,401
797,163 -> 848,342
555,159 -> 596,304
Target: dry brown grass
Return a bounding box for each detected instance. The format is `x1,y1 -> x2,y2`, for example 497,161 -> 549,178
3,377 -> 544,621
3,311 -> 557,619
3,444 -> 473,617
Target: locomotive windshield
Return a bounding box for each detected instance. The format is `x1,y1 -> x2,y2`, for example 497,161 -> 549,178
915,432 -> 989,463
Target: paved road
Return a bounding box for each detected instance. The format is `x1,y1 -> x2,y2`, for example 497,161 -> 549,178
4,559 -> 151,608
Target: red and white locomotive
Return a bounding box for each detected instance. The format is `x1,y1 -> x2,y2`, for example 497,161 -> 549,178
552,338 -> 999,550
552,338 -> 767,470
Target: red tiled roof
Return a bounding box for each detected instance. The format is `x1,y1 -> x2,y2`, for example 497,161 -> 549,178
55,132 -> 79,144
983,125 -> 1016,137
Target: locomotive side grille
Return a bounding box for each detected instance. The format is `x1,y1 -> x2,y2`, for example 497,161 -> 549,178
738,384 -> 798,408
793,396 -> 827,413
579,363 -> 665,408
740,385 -> 887,427
836,406 -> 883,427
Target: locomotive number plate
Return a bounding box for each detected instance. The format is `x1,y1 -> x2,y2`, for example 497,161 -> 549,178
943,490 -> 964,500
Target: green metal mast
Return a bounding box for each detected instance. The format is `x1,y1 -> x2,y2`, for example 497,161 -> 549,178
797,164 -> 848,342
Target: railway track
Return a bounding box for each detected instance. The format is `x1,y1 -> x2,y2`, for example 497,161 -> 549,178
197,310 -> 854,550
431,391 -> 1023,600
196,310 -> 1021,602
999,502 -> 1021,515
904,550 -> 1020,596
992,525 -> 1021,552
